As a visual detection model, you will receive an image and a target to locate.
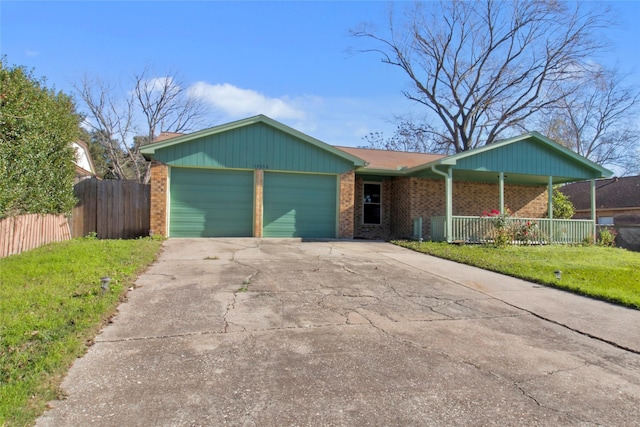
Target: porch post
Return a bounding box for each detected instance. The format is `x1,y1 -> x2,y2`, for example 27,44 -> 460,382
446,167 -> 453,242
499,172 -> 505,214
590,179 -> 597,238
548,176 -> 554,243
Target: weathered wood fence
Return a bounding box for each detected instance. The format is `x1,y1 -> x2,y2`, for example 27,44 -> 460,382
0,214 -> 71,258
70,178 -> 150,239
0,179 -> 150,258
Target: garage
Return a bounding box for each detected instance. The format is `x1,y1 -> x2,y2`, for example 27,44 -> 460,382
169,168 -> 254,237
141,115 -> 365,238
263,172 -> 337,238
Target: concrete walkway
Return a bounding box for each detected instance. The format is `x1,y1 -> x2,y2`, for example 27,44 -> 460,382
37,239 -> 640,426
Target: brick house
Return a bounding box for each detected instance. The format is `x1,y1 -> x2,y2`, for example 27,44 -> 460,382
560,175 -> 640,226
140,115 -> 612,242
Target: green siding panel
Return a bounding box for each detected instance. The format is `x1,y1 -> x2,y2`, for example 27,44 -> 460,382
155,122 -> 353,174
170,168 -> 254,237
263,172 -> 337,238
454,140 -> 598,179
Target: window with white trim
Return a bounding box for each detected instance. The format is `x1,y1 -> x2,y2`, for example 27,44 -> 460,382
363,183 -> 381,225
598,216 -> 614,225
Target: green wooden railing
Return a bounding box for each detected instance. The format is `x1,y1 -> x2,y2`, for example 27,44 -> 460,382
430,216 -> 594,244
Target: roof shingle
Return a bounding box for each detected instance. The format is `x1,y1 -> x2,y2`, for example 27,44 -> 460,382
335,146 -> 445,171
560,175 -> 640,210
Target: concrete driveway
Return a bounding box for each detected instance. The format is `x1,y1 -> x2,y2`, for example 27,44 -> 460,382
38,239 -> 640,426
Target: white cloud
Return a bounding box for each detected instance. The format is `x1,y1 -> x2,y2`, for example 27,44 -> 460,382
25,49 -> 39,57
143,76 -> 179,94
188,82 -> 306,121
184,80 -> 410,148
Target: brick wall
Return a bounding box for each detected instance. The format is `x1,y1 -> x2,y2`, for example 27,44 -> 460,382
149,161 -> 168,236
254,170 -> 264,237
338,170 -> 355,238
453,181 -> 548,217
386,178 -> 549,240
573,208 -> 640,224
390,177 -> 413,238
353,177 -> 392,240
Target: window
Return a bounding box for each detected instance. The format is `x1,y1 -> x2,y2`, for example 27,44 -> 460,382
363,183 -> 381,225
598,216 -> 614,225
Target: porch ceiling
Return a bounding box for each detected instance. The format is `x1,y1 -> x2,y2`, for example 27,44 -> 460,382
425,169 -> 581,185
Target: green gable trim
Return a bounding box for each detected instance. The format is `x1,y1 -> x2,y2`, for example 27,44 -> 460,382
406,132 -> 613,182
141,115 -> 365,174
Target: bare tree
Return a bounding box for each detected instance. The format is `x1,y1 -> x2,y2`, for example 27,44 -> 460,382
362,117 -> 452,154
538,68 -> 640,175
133,68 -> 210,182
75,76 -> 141,181
76,68 -> 213,183
352,0 -> 609,153
133,67 -> 209,141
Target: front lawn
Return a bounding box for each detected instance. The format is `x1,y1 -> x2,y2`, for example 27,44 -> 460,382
0,237 -> 163,426
395,241 -> 640,310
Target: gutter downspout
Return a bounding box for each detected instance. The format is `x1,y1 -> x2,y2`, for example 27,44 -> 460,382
590,179 -> 597,239
548,176 -> 554,243
499,172 -> 505,214
431,165 -> 453,242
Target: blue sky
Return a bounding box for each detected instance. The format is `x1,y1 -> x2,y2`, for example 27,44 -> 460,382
2,1 -> 640,148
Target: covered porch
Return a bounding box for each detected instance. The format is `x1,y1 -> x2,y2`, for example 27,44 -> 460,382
406,132 -> 613,244
429,216 -> 594,244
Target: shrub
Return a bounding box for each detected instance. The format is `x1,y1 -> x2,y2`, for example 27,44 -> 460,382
598,227 -> 617,247
0,59 -> 79,218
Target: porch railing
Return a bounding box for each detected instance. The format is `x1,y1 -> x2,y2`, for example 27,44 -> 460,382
430,216 -> 594,244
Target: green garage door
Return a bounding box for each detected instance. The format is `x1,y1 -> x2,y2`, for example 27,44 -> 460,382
170,168 -> 254,237
263,172 -> 336,238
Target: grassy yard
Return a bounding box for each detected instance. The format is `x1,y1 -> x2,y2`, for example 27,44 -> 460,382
0,236 -> 163,427
395,241 -> 640,310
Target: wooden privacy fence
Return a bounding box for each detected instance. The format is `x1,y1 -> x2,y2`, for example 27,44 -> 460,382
71,178 -> 151,239
0,214 -> 71,258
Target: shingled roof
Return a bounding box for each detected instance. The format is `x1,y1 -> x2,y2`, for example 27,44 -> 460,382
335,146 -> 445,171
560,175 -> 640,210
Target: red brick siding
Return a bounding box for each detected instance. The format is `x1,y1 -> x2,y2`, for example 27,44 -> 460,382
386,178 -> 549,240
353,177 -> 392,240
149,161 -> 168,236
254,170 -> 264,237
390,177 -> 413,238
338,170 -> 355,238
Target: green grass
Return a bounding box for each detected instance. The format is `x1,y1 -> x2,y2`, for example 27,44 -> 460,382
394,241 -> 640,310
0,236 -> 163,426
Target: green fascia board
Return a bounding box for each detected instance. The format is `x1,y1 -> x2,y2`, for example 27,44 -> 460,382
140,114 -> 366,167
404,132 -> 614,179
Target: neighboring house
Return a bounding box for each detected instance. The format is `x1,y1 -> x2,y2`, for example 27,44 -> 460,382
560,175 -> 640,225
72,140 -> 96,178
154,132 -> 184,143
140,115 -> 612,242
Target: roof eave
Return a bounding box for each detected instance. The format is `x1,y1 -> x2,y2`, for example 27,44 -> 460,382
354,167 -> 409,176
140,114 -> 367,167
403,132 -> 615,179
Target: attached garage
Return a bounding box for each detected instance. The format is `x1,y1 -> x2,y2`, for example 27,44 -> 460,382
170,168 -> 254,237
263,172 -> 337,238
141,115 -> 365,239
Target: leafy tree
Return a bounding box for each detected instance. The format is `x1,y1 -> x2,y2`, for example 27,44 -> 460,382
551,187 -> 575,219
353,0 -> 609,153
0,60 -> 79,218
